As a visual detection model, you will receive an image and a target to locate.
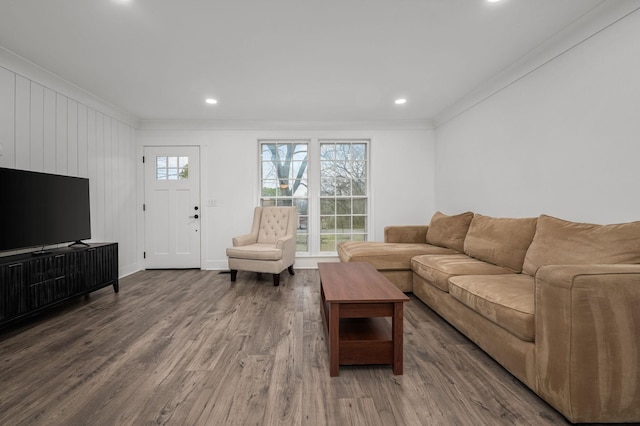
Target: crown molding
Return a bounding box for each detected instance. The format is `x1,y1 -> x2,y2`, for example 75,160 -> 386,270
0,44 -> 430,132
137,118 -> 434,131
0,46 -> 139,128
433,1 -> 640,128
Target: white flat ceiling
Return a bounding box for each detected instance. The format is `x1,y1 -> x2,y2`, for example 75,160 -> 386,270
0,0 -> 608,122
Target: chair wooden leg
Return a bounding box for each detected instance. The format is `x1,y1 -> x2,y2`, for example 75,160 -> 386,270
272,273 -> 280,287
288,265 -> 295,275
230,270 -> 237,281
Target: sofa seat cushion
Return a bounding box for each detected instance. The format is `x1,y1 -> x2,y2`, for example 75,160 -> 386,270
338,241 -> 456,271
226,243 -> 283,261
463,214 -> 537,273
411,254 -> 514,292
448,274 -> 535,342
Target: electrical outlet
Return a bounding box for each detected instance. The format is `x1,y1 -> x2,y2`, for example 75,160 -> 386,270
0,143 -> 3,156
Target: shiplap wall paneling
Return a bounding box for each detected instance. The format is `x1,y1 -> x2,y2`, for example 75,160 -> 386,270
55,93 -> 67,174
95,112 -> 106,241
0,67 -> 14,168
43,87 -> 56,173
112,118 -> 119,244
78,104 -> 88,178
67,99 -> 78,176
14,75 -> 29,169
117,122 -> 127,268
127,127 -> 136,267
117,122 -> 125,267
0,63 -> 139,275
87,109 -> 98,241
29,82 -> 44,171
104,116 -> 114,242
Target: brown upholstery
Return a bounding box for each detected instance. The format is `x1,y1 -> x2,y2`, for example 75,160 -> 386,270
448,274 -> 535,342
384,225 -> 428,243
425,211 -> 474,252
337,241 -> 456,291
338,213 -> 640,423
338,241 -> 456,271
411,253 -> 513,292
523,214 -> 640,276
535,264 -> 640,423
463,214 -> 537,273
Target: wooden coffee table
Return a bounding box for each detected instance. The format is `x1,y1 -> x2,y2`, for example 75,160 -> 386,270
318,262 -> 410,376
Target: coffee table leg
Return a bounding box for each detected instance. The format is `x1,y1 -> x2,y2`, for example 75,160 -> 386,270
329,303 -> 340,377
392,302 -> 404,375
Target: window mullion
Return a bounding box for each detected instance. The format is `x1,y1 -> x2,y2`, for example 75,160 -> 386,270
308,138 -> 321,256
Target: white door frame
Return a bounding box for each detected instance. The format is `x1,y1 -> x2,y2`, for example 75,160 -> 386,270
143,145 -> 202,269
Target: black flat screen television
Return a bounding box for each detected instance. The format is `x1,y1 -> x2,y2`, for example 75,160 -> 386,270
0,167 -> 91,253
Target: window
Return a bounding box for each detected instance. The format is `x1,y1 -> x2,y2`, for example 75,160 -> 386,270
319,141 -> 368,251
259,139 -> 368,255
260,141 -> 309,252
156,156 -> 189,180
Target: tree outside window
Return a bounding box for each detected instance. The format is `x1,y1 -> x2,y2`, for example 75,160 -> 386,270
319,141 -> 368,252
259,139 -> 368,254
260,141 -> 309,252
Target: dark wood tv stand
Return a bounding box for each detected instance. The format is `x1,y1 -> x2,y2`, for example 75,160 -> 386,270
0,243 -> 118,327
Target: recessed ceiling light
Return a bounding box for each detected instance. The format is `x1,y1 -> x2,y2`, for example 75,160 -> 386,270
205,98 -> 218,105
487,0 -> 502,3
394,98 -> 407,105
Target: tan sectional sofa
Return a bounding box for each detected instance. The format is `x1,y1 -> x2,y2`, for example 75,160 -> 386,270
337,212 -> 640,424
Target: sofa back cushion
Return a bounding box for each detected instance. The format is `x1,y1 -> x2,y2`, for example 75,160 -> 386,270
522,214 -> 640,276
426,211 -> 474,252
463,214 -> 538,273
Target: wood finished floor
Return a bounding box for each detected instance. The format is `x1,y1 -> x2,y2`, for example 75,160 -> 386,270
0,269 -> 572,425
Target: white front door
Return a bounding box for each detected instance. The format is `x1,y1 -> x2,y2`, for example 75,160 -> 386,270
144,146 -> 201,269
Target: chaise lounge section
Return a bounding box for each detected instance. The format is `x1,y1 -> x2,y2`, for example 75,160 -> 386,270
338,212 -> 640,424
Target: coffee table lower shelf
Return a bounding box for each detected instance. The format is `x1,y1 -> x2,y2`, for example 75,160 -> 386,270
332,317 -> 394,366
321,288 -> 404,376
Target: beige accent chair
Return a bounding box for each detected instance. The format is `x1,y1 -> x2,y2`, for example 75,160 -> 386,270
226,206 -> 298,286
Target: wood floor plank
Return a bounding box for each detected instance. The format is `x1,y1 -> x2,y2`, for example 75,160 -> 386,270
0,269 -> 572,425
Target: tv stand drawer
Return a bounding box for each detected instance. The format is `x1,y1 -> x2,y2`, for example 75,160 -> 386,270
0,243 -> 118,327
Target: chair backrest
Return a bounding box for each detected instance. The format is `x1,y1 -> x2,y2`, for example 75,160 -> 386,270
256,207 -> 296,244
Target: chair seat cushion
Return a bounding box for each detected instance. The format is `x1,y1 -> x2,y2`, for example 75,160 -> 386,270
448,274 -> 535,342
226,243 -> 283,261
338,241 -> 456,271
411,254 -> 513,292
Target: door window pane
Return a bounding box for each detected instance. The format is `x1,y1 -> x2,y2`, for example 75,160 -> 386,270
156,156 -> 189,180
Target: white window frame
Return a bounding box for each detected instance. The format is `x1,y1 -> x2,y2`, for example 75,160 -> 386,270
258,138 -> 370,257
317,139 -> 370,254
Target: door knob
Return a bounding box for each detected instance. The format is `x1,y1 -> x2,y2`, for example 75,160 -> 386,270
189,214 -> 199,219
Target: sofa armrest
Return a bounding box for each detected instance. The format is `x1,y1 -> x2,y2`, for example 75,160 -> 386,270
232,233 -> 258,247
384,225 -> 428,243
535,264 -> 640,423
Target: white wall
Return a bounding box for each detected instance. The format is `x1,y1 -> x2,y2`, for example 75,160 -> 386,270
137,127 -> 435,269
434,8 -> 640,224
0,49 -> 139,277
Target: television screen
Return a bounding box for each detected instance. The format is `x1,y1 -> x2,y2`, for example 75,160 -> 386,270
0,168 -> 91,252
